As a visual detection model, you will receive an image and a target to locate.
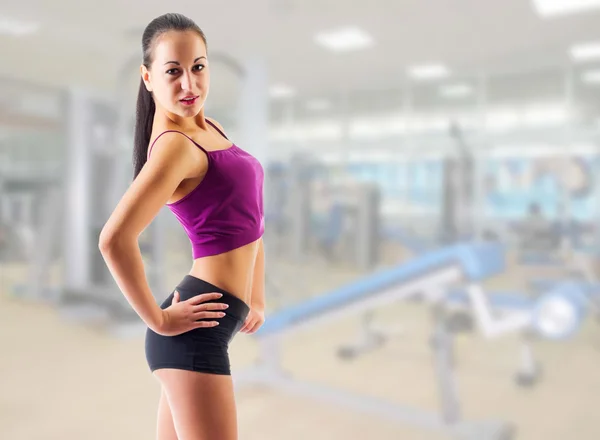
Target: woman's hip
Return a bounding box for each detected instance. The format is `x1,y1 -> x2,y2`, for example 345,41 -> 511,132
147,275 -> 250,345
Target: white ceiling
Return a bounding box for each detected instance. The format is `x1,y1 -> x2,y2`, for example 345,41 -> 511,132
2,1 -> 600,106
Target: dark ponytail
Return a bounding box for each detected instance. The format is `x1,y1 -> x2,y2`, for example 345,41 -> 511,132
132,12 -> 208,178
133,79 -> 156,178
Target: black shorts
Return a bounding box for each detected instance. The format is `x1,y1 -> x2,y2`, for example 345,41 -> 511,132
144,275 -> 250,375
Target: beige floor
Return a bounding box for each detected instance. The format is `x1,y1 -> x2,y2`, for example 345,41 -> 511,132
2,257 -> 600,440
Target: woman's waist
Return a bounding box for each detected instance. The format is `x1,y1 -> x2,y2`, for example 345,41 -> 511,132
188,246 -> 258,304
187,270 -> 251,304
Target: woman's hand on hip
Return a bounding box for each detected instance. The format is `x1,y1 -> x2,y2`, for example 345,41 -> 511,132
155,291 -> 229,337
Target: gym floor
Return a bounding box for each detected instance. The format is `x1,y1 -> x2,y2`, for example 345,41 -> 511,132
2,254 -> 600,440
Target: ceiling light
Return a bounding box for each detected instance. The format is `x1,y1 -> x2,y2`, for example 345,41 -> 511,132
408,64 -> 450,81
581,69 -> 600,84
314,27 -> 374,52
440,83 -> 473,98
570,41 -> 600,61
269,84 -> 296,99
531,0 -> 600,17
0,17 -> 39,36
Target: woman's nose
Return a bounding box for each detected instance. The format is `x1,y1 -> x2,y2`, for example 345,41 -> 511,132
180,71 -> 192,90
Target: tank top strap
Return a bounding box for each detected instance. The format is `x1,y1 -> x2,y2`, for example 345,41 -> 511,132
147,130 -> 209,159
205,119 -> 229,140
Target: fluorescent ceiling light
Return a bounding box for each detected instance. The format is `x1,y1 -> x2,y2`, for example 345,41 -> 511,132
522,104 -> 568,125
269,84 -> 296,99
305,99 -> 331,111
570,41 -> 600,61
314,27 -> 374,52
531,0 -> 600,17
440,83 -> 472,98
581,69 -> 600,84
408,64 -> 450,81
486,103 -> 569,131
0,17 -> 39,36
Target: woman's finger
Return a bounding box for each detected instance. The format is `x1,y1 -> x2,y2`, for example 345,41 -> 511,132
247,320 -> 263,334
187,292 -> 223,304
193,311 -> 226,320
193,320 -> 220,329
240,319 -> 253,333
192,303 -> 229,312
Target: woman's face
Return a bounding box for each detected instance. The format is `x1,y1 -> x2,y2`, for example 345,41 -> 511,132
142,30 -> 210,118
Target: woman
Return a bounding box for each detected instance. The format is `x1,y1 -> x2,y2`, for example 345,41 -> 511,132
98,13 -> 266,440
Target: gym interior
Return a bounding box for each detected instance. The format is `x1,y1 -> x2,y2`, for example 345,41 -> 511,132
2,2 -> 600,439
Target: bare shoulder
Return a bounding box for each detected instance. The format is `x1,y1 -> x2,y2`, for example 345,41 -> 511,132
146,130 -> 205,179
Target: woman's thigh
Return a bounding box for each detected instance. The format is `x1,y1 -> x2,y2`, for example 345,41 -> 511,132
155,369 -> 238,440
157,388 -> 178,440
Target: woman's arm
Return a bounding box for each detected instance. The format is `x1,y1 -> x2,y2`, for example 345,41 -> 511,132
98,132 -> 202,332
250,238 -> 265,310
240,237 -> 266,334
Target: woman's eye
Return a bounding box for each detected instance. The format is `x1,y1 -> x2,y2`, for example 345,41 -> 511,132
166,65 -> 204,75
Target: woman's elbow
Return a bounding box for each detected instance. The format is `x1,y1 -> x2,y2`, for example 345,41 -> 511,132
98,231 -> 115,252
98,229 -> 126,252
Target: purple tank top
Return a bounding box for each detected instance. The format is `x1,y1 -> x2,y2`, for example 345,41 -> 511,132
147,120 -> 264,259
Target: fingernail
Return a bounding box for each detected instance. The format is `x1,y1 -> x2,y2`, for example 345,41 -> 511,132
223,304 -> 229,308
219,312 -> 225,317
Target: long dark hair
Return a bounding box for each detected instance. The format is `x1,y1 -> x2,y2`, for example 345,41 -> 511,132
132,13 -> 207,178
